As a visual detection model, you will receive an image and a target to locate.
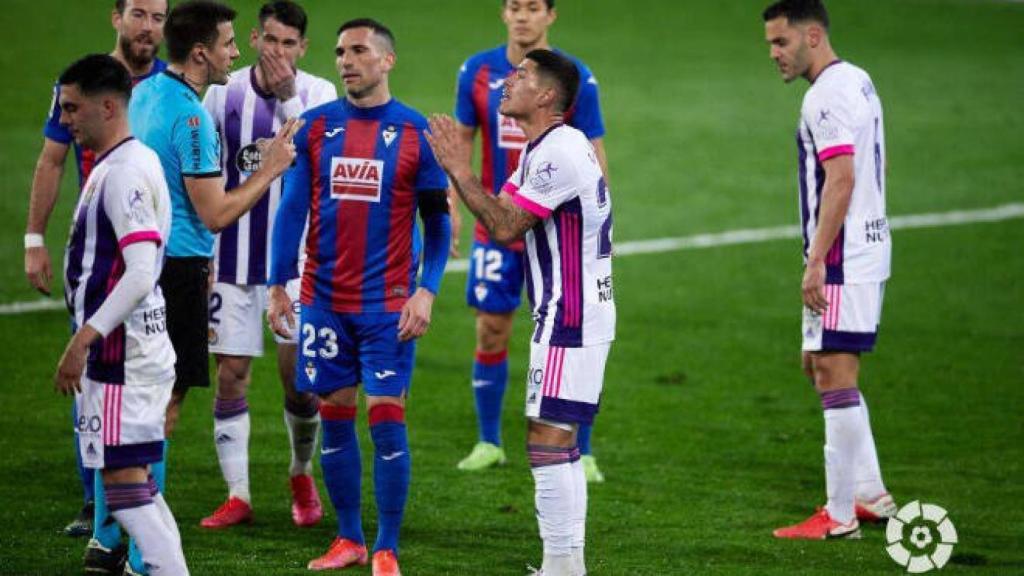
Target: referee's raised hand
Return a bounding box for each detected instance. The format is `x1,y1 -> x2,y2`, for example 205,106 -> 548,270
260,117 -> 304,178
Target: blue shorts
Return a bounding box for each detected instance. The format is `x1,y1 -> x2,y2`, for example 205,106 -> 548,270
295,306 -> 415,397
465,240 -> 524,314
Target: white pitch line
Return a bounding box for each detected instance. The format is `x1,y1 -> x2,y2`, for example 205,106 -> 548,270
447,202 -> 1024,271
0,298 -> 65,315
3,203 -> 1022,316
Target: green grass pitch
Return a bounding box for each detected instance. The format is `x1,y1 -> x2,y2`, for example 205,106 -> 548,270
0,1 -> 1022,574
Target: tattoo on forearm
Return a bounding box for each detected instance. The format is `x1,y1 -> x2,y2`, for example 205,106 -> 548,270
450,173 -> 534,241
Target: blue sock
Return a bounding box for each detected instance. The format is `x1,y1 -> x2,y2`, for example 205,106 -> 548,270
128,440 -> 167,574
369,405 -> 410,555
72,402 -> 95,503
577,423 -> 593,456
93,475 -> 122,548
321,404 -> 364,544
473,350 -> 508,446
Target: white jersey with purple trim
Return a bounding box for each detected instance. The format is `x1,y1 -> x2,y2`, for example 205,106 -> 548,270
203,65 -> 337,285
798,60 -> 891,284
64,138 -> 175,385
505,124 -> 616,348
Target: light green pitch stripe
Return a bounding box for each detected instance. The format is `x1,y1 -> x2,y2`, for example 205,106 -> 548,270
3,203 -> 1022,315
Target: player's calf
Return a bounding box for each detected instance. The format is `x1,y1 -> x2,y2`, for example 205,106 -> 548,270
527,420 -> 580,576
104,469 -> 188,575
368,402 -> 410,556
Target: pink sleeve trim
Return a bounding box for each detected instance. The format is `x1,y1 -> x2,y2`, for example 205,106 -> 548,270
512,194 -> 551,219
818,144 -> 854,161
501,181 -> 520,196
119,230 -> 162,250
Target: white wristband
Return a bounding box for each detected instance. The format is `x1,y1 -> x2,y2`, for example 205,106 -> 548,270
24,233 -> 45,249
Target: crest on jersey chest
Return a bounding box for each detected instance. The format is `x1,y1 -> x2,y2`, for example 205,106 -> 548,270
330,157 -> 385,202
382,125 -> 398,147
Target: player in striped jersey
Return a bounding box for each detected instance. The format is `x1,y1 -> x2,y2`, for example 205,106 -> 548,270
429,49 -> 615,576
54,54 -> 187,575
23,0 -> 167,542
28,0 -> 168,296
198,0 -> 337,531
763,0 -> 897,541
268,19 -> 450,575
451,0 -> 610,482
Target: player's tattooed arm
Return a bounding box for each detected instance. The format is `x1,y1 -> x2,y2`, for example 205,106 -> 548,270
472,193 -> 539,245
426,114 -> 538,244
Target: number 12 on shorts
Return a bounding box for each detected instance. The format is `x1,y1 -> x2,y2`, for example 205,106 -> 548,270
473,246 -> 504,282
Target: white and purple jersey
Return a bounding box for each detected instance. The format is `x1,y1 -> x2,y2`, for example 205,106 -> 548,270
504,125 -> 616,348
797,60 -> 891,284
203,65 -> 336,285
63,138 -> 175,385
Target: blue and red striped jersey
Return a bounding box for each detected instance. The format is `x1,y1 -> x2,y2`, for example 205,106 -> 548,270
454,45 -> 605,247
271,98 -> 448,314
43,59 -> 167,189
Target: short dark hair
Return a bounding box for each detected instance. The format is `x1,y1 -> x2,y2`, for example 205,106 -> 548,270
259,1 -> 307,37
164,0 -> 237,63
115,0 -> 172,16
503,0 -> 555,9
525,49 -> 579,113
58,54 -> 133,103
762,0 -> 830,30
337,18 -> 395,53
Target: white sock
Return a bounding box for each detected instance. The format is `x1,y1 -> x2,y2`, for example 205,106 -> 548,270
570,458 -> 587,575
824,405 -> 864,524
532,462 -> 575,561
541,554 -> 575,576
284,408 -> 320,477
112,501 -> 189,575
854,392 -> 887,501
571,548 -> 586,576
152,492 -> 182,548
214,412 -> 251,502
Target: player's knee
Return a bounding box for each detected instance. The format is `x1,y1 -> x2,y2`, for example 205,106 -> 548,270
101,465 -> 147,485
527,417 -> 576,448
284,387 -> 315,408
320,387 -> 357,408
810,355 -> 856,391
476,313 -> 513,352
216,356 -> 251,394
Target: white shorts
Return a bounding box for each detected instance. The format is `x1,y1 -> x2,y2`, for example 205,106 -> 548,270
802,282 -> 885,353
76,376 -> 171,470
525,342 -> 610,425
208,279 -> 301,356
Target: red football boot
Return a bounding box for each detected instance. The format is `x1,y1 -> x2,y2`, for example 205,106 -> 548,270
290,474 -> 323,527
307,537 -> 369,571
199,497 -> 253,529
773,507 -> 861,539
